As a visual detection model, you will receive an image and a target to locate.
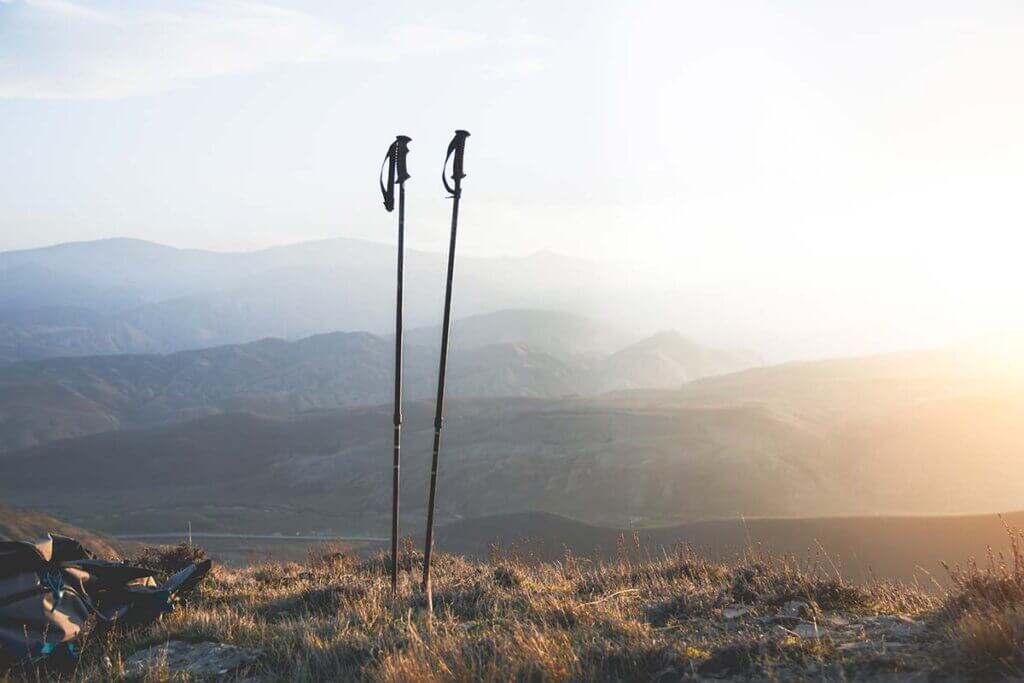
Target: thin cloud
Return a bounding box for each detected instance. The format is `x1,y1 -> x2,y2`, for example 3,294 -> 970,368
27,0 -> 110,20
0,1 -> 485,99
483,58 -> 544,80
369,25 -> 485,60
482,33 -> 546,80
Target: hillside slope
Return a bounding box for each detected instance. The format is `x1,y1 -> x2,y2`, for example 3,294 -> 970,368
0,396 -> 833,534
3,348 -> 1023,536
0,503 -> 125,558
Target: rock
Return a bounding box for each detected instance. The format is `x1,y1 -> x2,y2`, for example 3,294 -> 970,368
822,613 -> 849,628
124,641 -> 263,680
887,621 -> 925,640
723,604 -> 751,619
780,600 -> 812,619
792,622 -> 824,639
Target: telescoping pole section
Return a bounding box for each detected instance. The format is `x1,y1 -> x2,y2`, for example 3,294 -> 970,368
422,130 -> 470,612
379,135 -> 411,594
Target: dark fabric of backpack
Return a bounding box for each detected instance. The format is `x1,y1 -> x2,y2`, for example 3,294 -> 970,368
0,534 -> 212,668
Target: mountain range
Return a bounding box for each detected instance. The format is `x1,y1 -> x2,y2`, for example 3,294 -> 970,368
3,347 -> 1021,538
0,238 -> 643,363
0,309 -> 757,451
4,237 -> 1023,551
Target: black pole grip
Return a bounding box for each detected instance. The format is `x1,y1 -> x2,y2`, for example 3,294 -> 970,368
394,135 -> 411,184
380,134 -> 412,212
442,130 -> 470,196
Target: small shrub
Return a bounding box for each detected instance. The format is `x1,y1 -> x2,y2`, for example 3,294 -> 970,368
306,541 -> 350,568
493,564 -> 524,590
729,561 -> 772,603
129,543 -> 207,577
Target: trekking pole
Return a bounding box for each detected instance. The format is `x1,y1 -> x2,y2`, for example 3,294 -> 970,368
379,134 -> 411,594
422,130 -> 470,612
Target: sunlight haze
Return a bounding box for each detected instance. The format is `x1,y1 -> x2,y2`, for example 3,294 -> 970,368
1,0 -> 1022,357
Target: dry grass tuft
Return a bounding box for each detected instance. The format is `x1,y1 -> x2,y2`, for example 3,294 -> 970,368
728,557 -> 870,611
937,522 -> 1024,677
946,605 -> 1024,676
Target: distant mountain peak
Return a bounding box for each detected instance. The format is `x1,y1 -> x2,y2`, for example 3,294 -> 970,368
631,329 -> 692,346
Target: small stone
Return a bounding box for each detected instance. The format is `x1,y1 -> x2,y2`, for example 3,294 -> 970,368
823,613 -> 849,627
780,600 -> 812,619
723,604 -> 751,619
124,641 -> 263,679
792,622 -> 824,639
888,621 -> 925,639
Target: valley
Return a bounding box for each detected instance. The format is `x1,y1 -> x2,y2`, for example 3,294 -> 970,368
3,348 -> 1022,543
3,238 -> 1024,589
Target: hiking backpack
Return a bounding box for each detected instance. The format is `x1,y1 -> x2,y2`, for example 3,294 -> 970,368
0,534 -> 211,667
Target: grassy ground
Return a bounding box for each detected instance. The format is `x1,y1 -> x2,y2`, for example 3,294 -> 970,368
12,533 -> 1024,681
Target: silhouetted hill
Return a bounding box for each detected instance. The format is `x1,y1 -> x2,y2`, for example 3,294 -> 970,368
594,330 -> 760,391
436,510 -> 1024,585
405,309 -> 635,358
0,503 -> 126,559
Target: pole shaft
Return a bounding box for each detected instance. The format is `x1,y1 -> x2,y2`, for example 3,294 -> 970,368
391,181 -> 406,594
422,180 -> 462,608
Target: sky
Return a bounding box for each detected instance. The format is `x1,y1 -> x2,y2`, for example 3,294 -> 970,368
1,0 -> 1023,355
